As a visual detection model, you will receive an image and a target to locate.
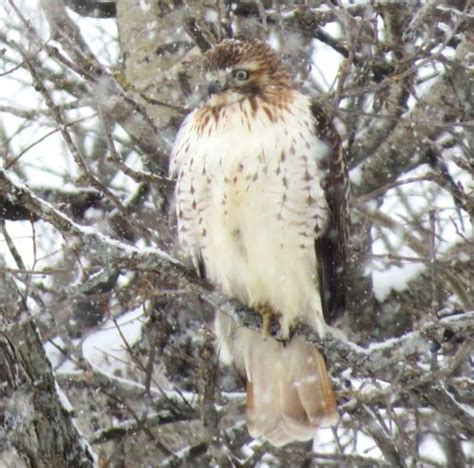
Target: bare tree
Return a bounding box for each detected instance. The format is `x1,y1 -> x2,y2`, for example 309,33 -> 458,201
0,0 -> 472,466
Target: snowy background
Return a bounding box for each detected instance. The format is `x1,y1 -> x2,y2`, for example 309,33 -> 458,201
1,1 -> 472,466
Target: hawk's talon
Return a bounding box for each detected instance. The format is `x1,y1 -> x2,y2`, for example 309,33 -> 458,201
262,312 -> 271,339
258,305 -> 277,340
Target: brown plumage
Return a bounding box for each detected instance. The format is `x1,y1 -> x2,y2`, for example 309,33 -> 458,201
171,39 -> 348,446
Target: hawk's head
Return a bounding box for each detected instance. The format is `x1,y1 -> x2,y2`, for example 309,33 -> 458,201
203,39 -> 292,106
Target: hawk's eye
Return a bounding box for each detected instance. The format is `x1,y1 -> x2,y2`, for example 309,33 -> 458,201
233,69 -> 250,81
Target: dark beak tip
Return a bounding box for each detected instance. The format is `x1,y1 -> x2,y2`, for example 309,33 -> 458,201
207,81 -> 222,96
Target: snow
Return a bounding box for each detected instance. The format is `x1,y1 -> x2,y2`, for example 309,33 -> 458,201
55,380 -> 75,413
139,0 -> 151,13
44,336 -> 77,372
418,435 -> 447,465
44,307 -> 145,377
367,158 -> 472,302
81,307 -> 144,373
372,262 -> 425,301
349,165 -> 364,186
0,1 -> 119,274
313,424 -> 382,459
310,25 -> 343,92
1,2 -> 472,465
240,439 -> 263,463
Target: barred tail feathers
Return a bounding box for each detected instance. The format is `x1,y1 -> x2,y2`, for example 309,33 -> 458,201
215,313 -> 338,447
246,336 -> 338,447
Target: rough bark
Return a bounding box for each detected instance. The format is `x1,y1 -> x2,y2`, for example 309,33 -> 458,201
0,255 -> 96,467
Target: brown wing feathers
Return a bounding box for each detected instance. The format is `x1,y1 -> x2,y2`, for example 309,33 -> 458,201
311,102 -> 349,324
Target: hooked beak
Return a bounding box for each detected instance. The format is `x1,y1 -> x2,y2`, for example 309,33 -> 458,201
205,70 -> 230,98
207,79 -> 226,96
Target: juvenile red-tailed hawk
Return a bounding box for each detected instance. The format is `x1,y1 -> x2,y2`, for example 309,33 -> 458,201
170,39 -> 348,447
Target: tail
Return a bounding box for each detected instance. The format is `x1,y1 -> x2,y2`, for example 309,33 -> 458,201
215,313 -> 338,447
245,336 -> 338,446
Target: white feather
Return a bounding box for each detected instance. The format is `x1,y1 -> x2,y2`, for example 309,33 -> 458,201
171,90 -> 330,337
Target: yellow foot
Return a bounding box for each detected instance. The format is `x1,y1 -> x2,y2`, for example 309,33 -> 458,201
258,305 -> 276,340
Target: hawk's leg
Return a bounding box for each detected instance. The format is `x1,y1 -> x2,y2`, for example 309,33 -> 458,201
257,304 -> 279,339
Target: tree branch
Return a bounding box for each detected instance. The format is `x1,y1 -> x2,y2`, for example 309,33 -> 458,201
1,168 -> 473,381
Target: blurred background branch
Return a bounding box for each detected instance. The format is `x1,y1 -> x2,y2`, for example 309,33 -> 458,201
0,0 -> 472,465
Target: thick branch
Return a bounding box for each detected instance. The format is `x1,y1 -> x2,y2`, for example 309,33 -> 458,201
0,187 -> 102,221
0,256 -> 96,467
2,168 -> 473,379
64,0 -> 116,18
